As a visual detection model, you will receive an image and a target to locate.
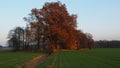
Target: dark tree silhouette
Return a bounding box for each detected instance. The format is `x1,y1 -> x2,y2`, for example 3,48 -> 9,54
95,40 -> 120,48
8,27 -> 25,51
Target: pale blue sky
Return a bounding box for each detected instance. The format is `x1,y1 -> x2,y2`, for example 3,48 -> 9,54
0,0 -> 120,45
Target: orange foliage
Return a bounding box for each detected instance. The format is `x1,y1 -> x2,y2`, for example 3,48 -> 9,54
25,1 -> 94,51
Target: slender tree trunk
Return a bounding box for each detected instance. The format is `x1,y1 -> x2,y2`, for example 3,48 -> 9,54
37,39 -> 40,51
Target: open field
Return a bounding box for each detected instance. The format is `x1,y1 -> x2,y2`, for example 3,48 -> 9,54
0,50 -> 44,68
38,48 -> 120,68
0,48 -> 120,68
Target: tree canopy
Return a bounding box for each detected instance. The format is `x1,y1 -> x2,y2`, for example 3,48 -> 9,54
8,1 -> 94,52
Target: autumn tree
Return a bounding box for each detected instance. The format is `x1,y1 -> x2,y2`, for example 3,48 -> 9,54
24,1 -> 78,51
86,33 -> 94,49
22,1 -> 95,53
7,1 -> 94,53
24,24 -> 32,50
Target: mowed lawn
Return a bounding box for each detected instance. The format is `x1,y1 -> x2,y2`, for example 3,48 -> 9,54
38,48 -> 120,68
0,50 -> 43,68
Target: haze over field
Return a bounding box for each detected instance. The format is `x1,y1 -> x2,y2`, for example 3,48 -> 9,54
0,0 -> 120,46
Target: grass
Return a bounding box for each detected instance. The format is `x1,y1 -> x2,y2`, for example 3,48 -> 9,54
0,50 -> 44,68
37,48 -> 120,68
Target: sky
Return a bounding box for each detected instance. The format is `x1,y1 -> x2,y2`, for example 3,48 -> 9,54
0,0 -> 120,46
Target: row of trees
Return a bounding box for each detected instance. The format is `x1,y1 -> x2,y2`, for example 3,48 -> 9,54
95,40 -> 120,48
8,2 -> 94,52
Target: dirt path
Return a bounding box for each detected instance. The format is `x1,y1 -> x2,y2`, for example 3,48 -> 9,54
25,55 -> 48,68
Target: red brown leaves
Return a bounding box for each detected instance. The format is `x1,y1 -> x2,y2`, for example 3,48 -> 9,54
24,1 -> 94,51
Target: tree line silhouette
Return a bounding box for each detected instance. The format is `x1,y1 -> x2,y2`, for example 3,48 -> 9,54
95,40 -> 120,48
7,1 -> 94,53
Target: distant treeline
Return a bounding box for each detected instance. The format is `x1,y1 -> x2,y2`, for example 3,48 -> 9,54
95,40 -> 120,48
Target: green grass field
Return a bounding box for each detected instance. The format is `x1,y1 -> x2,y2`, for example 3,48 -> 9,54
37,48 -> 120,68
0,51 -> 43,68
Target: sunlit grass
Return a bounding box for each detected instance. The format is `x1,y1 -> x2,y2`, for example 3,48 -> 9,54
38,48 -> 120,68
